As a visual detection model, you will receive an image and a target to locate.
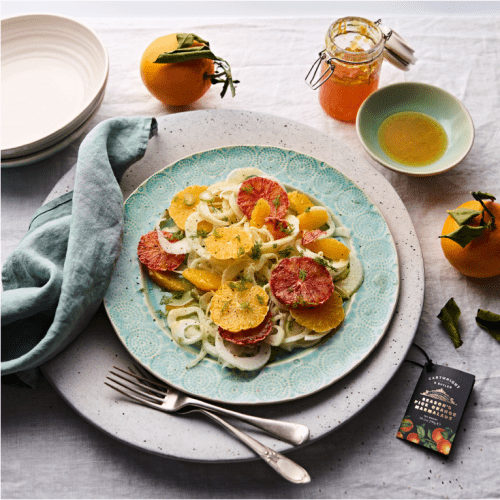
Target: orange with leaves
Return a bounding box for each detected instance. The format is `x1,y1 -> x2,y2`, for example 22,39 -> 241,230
440,192 -> 500,278
140,33 -> 237,106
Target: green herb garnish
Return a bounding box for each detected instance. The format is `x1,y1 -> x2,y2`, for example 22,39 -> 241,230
170,230 -> 185,241
278,246 -> 294,258
249,241 -> 262,260
299,269 -> 307,281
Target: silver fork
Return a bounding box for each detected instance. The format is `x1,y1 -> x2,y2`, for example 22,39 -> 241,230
106,365 -> 310,445
106,366 -> 311,484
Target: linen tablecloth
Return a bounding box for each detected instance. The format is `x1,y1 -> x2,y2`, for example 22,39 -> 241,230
2,9 -> 499,499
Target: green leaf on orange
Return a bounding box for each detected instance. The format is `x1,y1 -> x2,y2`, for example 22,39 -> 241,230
446,208 -> 482,226
439,224 -> 486,248
438,298 -> 463,348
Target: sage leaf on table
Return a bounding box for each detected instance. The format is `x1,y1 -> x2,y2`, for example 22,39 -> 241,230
476,309 -> 500,341
438,298 -> 463,348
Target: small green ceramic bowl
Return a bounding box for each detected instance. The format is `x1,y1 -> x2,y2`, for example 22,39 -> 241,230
356,82 -> 474,176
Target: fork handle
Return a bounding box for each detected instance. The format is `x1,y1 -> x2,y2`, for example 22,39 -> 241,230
187,399 -> 310,445
198,410 -> 311,484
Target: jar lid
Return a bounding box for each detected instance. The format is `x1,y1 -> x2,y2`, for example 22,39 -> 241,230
378,23 -> 417,71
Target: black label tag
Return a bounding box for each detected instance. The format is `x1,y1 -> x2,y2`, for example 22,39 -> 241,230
397,363 -> 475,455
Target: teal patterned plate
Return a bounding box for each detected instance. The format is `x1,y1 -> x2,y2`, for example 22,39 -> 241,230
104,146 -> 400,405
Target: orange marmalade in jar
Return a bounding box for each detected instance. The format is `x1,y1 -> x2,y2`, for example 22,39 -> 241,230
307,18 -> 415,122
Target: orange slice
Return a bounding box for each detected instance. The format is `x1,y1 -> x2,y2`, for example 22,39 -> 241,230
304,238 -> 350,261
183,268 -> 221,291
211,282 -> 269,331
290,291 -> 345,332
204,226 -> 253,260
147,268 -> 190,291
169,185 -> 208,230
288,191 -> 314,214
297,209 -> 329,231
249,198 -> 271,228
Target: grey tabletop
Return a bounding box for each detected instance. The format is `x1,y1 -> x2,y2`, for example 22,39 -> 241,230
2,3 -> 500,499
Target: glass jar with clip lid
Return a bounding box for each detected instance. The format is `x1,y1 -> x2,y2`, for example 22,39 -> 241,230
306,17 -> 416,122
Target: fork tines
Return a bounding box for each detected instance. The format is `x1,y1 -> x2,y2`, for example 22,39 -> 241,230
105,366 -> 168,407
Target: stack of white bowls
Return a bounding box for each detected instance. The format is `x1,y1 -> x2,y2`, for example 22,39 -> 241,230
1,14 -> 109,167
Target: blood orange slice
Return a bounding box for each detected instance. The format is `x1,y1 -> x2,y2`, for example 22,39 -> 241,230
302,229 -> 326,245
137,231 -> 186,271
265,217 -> 293,240
237,177 -> 289,219
218,311 -> 273,345
270,256 -> 334,307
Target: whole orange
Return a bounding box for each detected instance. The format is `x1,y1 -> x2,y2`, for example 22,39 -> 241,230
436,438 -> 452,455
441,199 -> 500,278
407,432 -> 420,444
431,428 -> 445,443
140,34 -> 214,106
400,418 -> 413,433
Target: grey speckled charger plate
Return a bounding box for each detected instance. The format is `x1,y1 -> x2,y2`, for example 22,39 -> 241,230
42,109 -> 424,462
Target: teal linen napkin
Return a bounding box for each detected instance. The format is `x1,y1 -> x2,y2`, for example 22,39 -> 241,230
1,116 -> 158,387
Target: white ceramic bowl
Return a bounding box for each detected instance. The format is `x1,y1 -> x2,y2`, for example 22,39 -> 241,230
1,14 -> 109,160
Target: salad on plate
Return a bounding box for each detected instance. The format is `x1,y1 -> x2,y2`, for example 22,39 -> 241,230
137,168 -> 364,371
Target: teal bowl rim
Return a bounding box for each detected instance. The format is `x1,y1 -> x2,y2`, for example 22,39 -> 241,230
355,82 -> 475,176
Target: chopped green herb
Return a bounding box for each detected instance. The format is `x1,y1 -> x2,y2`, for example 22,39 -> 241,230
155,309 -> 168,319
221,300 -> 231,314
255,274 -> 267,287
291,297 -> 307,308
299,269 -> 308,281
273,196 -> 281,209
256,294 -> 266,305
278,246 -> 294,258
278,221 -> 293,235
170,230 -> 185,241
314,256 -> 337,272
160,295 -> 172,305
237,246 -> 245,257
191,228 -> 210,239
213,228 -> 221,239
304,207 -> 311,213
235,234 -> 241,241
228,276 -> 252,291
240,301 -> 253,311
249,241 -> 263,260
241,185 -> 254,193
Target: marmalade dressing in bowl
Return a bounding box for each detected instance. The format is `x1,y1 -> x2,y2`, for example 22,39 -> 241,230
377,111 -> 448,167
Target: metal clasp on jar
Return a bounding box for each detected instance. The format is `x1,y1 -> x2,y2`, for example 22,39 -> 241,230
305,20 -> 393,91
